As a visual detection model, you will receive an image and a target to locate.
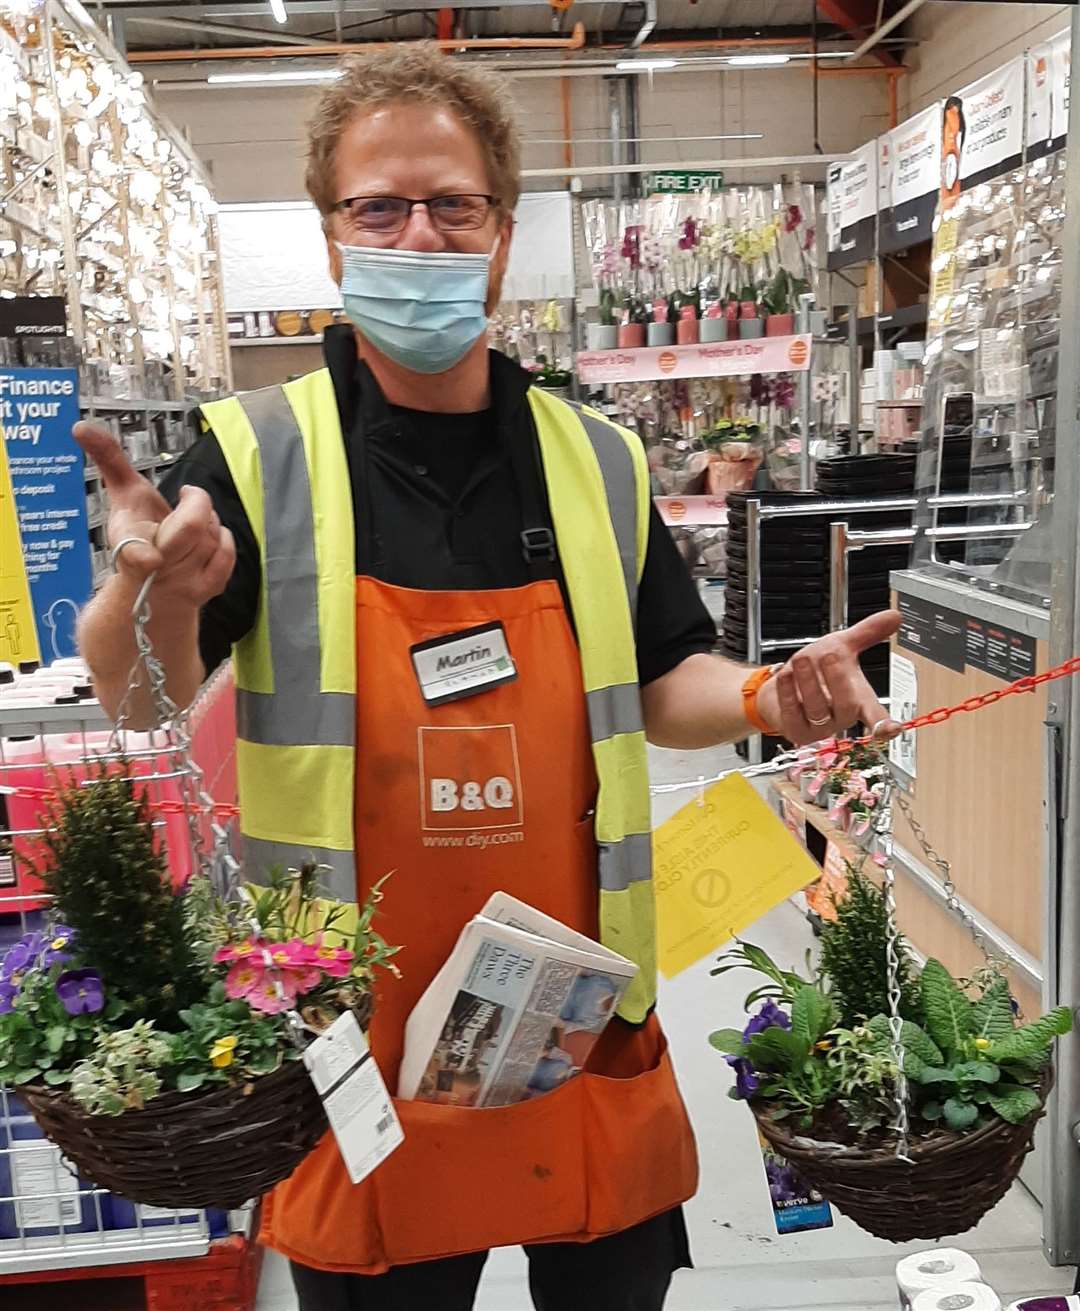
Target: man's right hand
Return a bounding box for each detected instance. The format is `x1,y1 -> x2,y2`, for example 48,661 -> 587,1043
74,422 -> 235,607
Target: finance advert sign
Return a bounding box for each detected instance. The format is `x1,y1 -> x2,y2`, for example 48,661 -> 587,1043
0,368 -> 92,658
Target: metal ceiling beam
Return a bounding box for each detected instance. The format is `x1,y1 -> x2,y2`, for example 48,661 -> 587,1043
816,0 -> 901,66
629,0 -> 656,49
127,15 -> 339,45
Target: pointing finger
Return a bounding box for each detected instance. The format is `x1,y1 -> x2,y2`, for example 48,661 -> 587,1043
838,609 -> 902,656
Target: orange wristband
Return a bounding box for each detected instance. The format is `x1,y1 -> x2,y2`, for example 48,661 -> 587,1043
742,664 -> 781,736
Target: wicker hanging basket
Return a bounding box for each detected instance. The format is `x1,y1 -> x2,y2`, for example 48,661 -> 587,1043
752,1069 -> 1051,1243
21,994 -> 375,1211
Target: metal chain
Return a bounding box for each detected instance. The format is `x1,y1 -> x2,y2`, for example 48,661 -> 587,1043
873,776 -> 912,1162
892,785 -> 1004,975
109,573 -> 238,894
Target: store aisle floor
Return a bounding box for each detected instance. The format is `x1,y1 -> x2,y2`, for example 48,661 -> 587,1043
255,745 -> 1072,1311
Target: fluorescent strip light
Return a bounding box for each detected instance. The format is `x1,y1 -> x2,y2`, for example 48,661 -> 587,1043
207,68 -> 342,84
614,59 -> 677,72
269,0 -> 288,22
726,54 -> 791,67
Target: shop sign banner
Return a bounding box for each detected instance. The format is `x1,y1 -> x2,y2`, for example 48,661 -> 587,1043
648,169 -> 724,194
1028,29 -> 1069,155
827,139 -> 877,270
576,334 -> 812,385
888,652 -> 918,786
0,422 -> 40,667
826,162 -> 843,254
0,368 -> 91,659
0,296 -> 66,338
654,495 -> 727,527
953,57 -> 1025,193
878,102 -> 942,252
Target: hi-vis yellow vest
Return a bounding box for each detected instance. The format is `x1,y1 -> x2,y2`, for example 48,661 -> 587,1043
201,369 -> 657,1021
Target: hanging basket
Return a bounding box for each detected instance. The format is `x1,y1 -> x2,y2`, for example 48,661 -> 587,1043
22,993 -> 374,1211
751,1069 -> 1051,1243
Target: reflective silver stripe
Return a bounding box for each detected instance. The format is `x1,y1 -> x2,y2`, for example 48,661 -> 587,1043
599,833 -> 653,892
242,834 -> 356,901
569,403 -> 640,618
235,386 -> 355,752
237,689 -> 355,748
586,683 -> 644,743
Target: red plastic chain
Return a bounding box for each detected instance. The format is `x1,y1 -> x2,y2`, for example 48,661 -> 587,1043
7,655 -> 1080,817
823,652 -> 1080,759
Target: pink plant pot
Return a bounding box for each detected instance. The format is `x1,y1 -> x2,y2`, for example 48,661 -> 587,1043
676,316 -> 700,345
765,313 -> 796,337
617,323 -> 646,348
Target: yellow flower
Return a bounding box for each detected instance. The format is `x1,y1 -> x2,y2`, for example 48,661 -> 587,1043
209,1035 -> 238,1069
974,1037 -> 991,1051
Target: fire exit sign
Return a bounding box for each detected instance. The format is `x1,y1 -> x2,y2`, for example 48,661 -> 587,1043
649,170 -> 724,193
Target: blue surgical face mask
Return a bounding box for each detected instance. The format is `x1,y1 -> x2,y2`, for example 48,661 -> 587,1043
336,239 -> 498,374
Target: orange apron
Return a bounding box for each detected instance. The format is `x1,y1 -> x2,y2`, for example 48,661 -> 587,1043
260,575 -> 698,1275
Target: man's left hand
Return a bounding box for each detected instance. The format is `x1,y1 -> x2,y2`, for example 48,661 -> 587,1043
755,610 -> 903,746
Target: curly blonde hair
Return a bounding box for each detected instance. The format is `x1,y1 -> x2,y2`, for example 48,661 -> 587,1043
305,43 -> 522,219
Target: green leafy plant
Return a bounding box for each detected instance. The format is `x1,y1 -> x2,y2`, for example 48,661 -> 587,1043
0,952 -> 126,1089
867,962 -> 1073,1131
711,985 -> 839,1125
819,864 -> 920,1027
710,938 -> 817,1009
24,763 -> 203,1025
761,267 -> 810,318
827,1024 -> 900,1134
69,1020 -> 173,1115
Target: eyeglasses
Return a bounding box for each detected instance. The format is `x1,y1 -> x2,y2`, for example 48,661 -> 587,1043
333,194 -> 496,234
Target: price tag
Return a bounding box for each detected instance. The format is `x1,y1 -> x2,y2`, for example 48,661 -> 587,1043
781,796 -> 807,845
653,774 -> 822,978
303,1011 -> 403,1184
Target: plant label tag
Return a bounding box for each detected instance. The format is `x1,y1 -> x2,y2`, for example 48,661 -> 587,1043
653,774 -> 821,978
757,1131 -> 833,1235
410,622 -> 517,706
303,1011 -> 403,1184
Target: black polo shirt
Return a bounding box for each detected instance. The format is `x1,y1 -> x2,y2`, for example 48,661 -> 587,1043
159,326 -> 716,683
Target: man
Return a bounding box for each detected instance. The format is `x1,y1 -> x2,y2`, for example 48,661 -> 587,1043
77,44 -> 899,1311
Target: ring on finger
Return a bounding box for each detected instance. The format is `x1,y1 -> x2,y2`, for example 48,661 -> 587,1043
110,535 -> 152,570
807,712 -> 832,727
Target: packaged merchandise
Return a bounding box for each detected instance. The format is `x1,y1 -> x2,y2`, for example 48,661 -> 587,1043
1007,1300 -> 1080,1310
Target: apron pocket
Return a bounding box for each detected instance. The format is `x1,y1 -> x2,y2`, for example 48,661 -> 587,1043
374,1078 -> 588,1264
581,1025 -> 699,1235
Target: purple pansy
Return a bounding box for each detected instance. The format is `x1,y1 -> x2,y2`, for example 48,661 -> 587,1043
726,1000 -> 792,1101
1,933 -> 44,981
0,980 -> 17,1015
55,969 -> 105,1016
41,925 -> 76,969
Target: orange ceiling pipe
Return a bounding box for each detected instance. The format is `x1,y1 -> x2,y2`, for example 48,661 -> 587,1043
597,35 -> 810,51
128,21 -> 586,62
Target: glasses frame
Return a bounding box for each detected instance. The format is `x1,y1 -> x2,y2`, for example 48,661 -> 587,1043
331,193 -> 498,235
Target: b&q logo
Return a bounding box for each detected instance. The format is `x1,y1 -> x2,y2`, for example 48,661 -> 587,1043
787,338 -> 809,367
658,350 -> 678,374
1035,56 -> 1048,88
418,724 -> 524,830
666,499 -> 687,522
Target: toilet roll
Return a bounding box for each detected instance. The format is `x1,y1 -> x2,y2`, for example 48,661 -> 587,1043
898,1252 -> 984,1307
913,1285 -> 1002,1311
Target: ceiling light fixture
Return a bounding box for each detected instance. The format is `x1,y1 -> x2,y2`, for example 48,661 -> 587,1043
207,69 -> 342,85
726,54 -> 792,67
269,0 -> 288,23
614,59 -> 677,72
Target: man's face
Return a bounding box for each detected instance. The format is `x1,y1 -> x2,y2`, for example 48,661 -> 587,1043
324,101 -> 512,313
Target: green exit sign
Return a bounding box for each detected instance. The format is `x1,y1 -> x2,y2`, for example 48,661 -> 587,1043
649,170 -> 724,194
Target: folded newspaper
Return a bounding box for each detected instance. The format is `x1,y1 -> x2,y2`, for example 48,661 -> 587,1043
397,892 -> 638,1107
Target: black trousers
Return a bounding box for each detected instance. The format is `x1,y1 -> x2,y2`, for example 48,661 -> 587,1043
289,1207 -> 691,1311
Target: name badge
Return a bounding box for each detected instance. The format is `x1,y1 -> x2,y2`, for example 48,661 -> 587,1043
410,622 -> 518,706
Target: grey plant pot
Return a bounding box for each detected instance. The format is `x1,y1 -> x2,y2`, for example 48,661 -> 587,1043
646,322 -> 675,347
739,318 -> 765,340
700,318 -> 729,343
587,324 -> 618,350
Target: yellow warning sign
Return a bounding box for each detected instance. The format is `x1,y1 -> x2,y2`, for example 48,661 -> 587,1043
0,430 -> 40,665
654,773 -> 821,978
